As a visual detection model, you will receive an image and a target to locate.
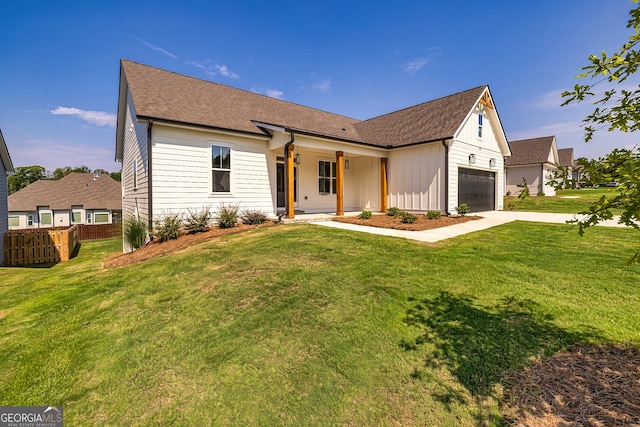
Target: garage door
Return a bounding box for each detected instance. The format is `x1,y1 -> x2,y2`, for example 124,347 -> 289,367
458,168 -> 495,212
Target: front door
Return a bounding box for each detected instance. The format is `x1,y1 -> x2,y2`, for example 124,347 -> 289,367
277,163 -> 297,209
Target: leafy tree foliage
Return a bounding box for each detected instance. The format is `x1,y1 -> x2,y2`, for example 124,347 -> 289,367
109,171 -> 121,182
7,165 -> 46,194
562,0 -> 640,263
51,165 -> 91,180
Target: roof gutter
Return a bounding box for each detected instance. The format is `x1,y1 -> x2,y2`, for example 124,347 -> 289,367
147,119 -> 154,232
442,139 -> 450,215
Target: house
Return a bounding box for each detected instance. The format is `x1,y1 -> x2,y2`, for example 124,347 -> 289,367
557,147 -> 582,188
505,136 -> 559,196
115,59 -> 511,245
1,129 -> 16,265
8,173 -> 122,229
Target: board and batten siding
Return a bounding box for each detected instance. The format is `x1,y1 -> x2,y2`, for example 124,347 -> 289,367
0,163 -> 8,265
387,143 -> 444,212
151,126 -> 275,217
121,91 -> 149,223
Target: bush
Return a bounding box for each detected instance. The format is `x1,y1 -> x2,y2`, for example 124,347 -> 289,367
455,203 -> 470,217
123,215 -> 148,250
153,212 -> 182,242
184,206 -> 212,234
359,210 -> 372,220
386,207 -> 403,217
426,210 -> 441,220
241,209 -> 268,225
401,211 -> 418,224
214,203 -> 239,229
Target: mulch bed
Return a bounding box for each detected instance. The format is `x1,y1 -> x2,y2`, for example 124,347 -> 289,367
502,344 -> 640,426
333,213 -> 482,231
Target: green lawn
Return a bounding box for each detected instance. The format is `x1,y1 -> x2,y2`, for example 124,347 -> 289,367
504,187 -> 619,213
0,222 -> 638,425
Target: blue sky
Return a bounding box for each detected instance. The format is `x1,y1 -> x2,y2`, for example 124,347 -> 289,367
1,1 -> 639,173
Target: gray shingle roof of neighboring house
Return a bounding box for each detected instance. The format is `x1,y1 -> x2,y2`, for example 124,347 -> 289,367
8,173 -> 122,211
505,136 -> 558,166
0,129 -> 15,173
119,59 -> 489,149
557,148 -> 574,168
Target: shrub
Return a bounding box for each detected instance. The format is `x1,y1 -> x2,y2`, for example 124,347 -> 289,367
426,210 -> 441,220
517,177 -> 530,199
386,207 -> 403,217
214,203 -> 239,229
241,209 -> 268,225
184,206 -> 212,234
359,210 -> 372,220
455,203 -> 470,217
401,211 -> 418,224
153,212 -> 182,242
123,215 -> 148,250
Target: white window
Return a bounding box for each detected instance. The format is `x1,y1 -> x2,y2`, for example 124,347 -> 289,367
86,212 -> 92,224
8,216 -> 19,227
211,145 -> 231,192
132,159 -> 138,189
318,161 -> 337,194
478,114 -> 483,138
40,212 -> 52,226
27,215 -> 33,227
71,211 -> 82,224
94,212 -> 109,224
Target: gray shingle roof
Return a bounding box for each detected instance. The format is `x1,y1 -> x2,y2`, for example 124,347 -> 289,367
8,173 -> 122,211
505,136 -> 557,166
120,59 -> 488,148
557,148 -> 574,168
0,129 -> 15,173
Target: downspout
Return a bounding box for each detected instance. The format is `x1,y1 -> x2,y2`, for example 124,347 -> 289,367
147,119 -> 154,232
283,129 -> 295,219
441,140 -> 450,215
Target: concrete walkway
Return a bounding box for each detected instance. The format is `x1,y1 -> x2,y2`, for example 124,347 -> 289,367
313,211 -> 629,243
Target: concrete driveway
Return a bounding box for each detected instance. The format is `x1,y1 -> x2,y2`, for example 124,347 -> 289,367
314,211 -> 630,243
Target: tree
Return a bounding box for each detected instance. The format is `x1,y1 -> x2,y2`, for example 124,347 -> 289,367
561,0 -> 640,264
51,165 -> 91,180
109,171 -> 121,182
7,165 -> 46,194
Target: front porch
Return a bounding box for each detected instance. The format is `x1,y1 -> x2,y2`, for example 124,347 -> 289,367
279,210 -> 363,224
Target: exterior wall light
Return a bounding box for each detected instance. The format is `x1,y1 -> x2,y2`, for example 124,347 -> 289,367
294,153 -> 300,164
469,154 -> 476,164
489,158 -> 496,168
344,159 -> 350,169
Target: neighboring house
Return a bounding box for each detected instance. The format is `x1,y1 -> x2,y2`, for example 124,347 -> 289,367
8,173 -> 122,229
1,129 -> 16,265
505,136 -> 559,197
115,59 -> 511,241
557,147 -> 576,189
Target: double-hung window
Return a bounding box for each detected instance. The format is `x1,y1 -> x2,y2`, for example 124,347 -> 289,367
318,161 -> 336,194
212,145 -> 231,192
71,210 -> 82,224
40,212 -> 52,226
478,114 -> 483,138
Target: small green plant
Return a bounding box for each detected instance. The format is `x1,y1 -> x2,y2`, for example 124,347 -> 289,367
507,201 -> 517,211
215,203 -> 239,229
123,215 -> 148,250
426,210 -> 441,220
386,207 -> 403,217
184,206 -> 212,234
153,212 -> 182,242
241,209 -> 268,225
455,203 -> 470,217
517,177 -> 530,199
401,211 -> 418,224
359,210 -> 372,220
537,191 -> 546,196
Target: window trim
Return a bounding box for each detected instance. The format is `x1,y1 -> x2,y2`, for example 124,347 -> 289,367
8,215 -> 19,228
40,212 -> 52,226
211,144 -> 232,193
132,159 -> 138,190
318,160 -> 337,195
27,215 -> 33,227
71,210 -> 82,224
478,113 -> 483,138
94,212 -> 110,224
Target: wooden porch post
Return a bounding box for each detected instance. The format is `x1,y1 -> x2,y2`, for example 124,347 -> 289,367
286,144 -> 295,219
380,158 -> 388,213
336,151 -> 344,216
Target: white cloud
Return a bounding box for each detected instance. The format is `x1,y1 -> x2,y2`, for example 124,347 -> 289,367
508,121 -> 582,141
50,107 -> 116,128
187,60 -> 239,79
135,37 -> 177,58
252,88 -> 285,99
403,58 -> 428,75
312,80 -> 332,93
532,90 -> 565,110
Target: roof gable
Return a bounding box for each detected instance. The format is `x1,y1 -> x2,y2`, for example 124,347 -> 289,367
0,129 -> 15,174
8,173 -> 121,211
506,136 -> 558,166
557,148 -> 574,168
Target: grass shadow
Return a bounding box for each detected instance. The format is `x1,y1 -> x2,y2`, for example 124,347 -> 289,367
402,292 -> 603,400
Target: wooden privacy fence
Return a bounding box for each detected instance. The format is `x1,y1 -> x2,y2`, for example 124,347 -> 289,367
4,225 -> 79,266
77,223 -> 122,241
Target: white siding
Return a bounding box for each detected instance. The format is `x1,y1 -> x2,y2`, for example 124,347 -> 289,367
0,165 -> 7,265
387,143 -> 443,212
121,90 -> 149,222
505,165 -> 557,197
151,126 -> 275,217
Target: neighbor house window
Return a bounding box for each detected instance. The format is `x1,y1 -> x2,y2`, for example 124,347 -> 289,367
478,114 -> 483,138
318,161 -> 336,194
211,145 -> 231,192
40,212 -> 52,226
71,211 -> 82,224
94,213 -> 109,224
27,215 -> 33,227
132,159 -> 138,189
8,216 -> 19,227
86,212 -> 92,224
